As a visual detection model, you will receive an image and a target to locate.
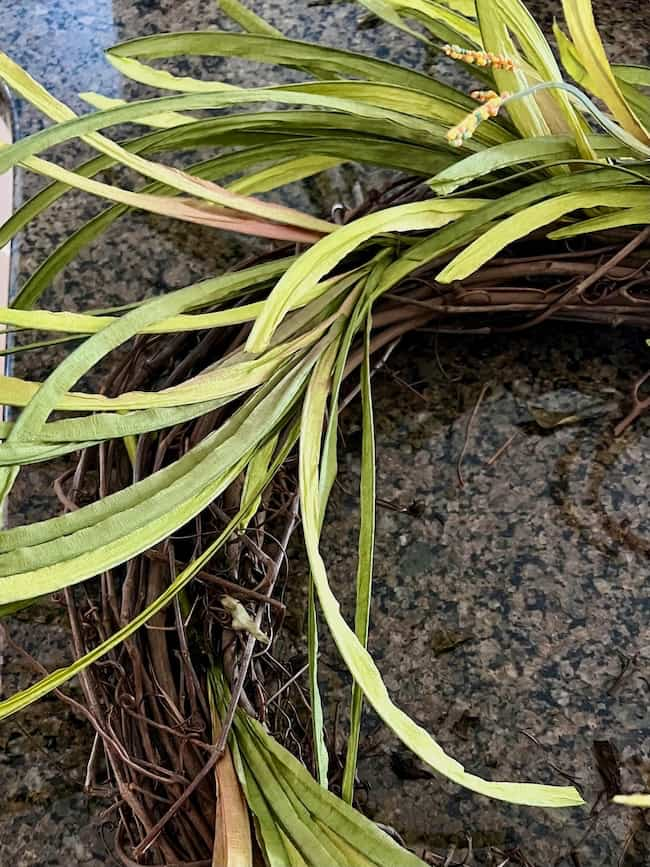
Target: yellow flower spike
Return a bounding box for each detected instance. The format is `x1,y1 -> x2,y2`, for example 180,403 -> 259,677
446,92 -> 511,147
470,90 -> 499,102
443,44 -> 516,71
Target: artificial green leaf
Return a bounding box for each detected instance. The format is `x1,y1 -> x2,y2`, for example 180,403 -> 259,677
0,334 -> 84,359
210,668 -> 426,866
481,0 -> 593,156
428,134 -> 622,194
238,434 -> 278,531
0,52 -> 334,236
562,0 -> 650,143
106,31 -> 477,107
0,372 -> 299,600
218,0 -> 283,36
0,84 -> 477,193
95,62 -> 509,149
372,0 -> 482,45
13,150 -> 325,244
303,340 -> 343,789
475,0 -> 552,140
0,440 -> 98,467
406,0 -> 481,42
548,205 -> 650,238
0,125 -> 304,272
342,313 -> 376,804
380,167 -> 649,299
613,794 -> 650,808
0,598 -> 41,618
79,91 -> 197,128
0,258 -> 339,544
344,0 -> 431,43
229,155 -> 343,195
307,570 -> 328,788
10,132 -> 446,312
437,187 -> 650,282
282,81 -> 511,146
0,261 -> 342,337
236,724 -> 342,865
247,198 -> 485,352
614,64 -> 650,87
437,0 -> 476,16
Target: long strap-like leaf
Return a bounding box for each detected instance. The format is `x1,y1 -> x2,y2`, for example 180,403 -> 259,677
562,0 -> 650,144
341,313 -> 376,804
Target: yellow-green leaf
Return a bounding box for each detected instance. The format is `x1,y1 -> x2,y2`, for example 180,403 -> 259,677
562,0 -> 650,143
613,794 -> 650,808
437,188 -> 650,282
247,198 -> 485,352
548,205 -> 650,238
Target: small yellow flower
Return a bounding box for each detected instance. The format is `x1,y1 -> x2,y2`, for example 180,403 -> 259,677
446,92 -> 511,147
470,89 -> 499,102
443,44 -> 516,71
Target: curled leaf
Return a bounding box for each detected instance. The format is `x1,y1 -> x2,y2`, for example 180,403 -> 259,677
222,596 -> 270,644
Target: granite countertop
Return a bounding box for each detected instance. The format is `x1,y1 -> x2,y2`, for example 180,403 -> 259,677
0,1 -> 649,865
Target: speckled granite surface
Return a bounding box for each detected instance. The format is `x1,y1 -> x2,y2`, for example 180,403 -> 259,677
316,324 -> 650,865
0,1 -> 648,865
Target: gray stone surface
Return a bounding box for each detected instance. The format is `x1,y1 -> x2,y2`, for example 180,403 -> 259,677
0,1 -> 648,865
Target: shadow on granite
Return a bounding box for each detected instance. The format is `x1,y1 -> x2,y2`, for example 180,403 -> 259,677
0,0 -> 648,865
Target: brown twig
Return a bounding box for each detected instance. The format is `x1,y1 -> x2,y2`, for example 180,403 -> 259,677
143,548 -> 286,611
457,382 -> 491,488
493,227 -> 650,332
132,494 -> 299,859
486,431 -> 518,467
614,370 -> 650,436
